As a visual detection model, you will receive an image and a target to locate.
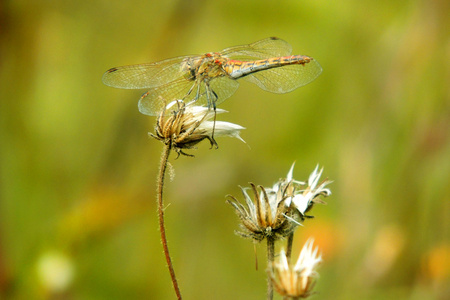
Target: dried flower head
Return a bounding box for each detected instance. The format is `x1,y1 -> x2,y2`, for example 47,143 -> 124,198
151,100 -> 245,156
227,183 -> 298,242
285,164 -> 332,218
258,163 -> 332,222
269,238 -> 322,299
227,164 -> 332,242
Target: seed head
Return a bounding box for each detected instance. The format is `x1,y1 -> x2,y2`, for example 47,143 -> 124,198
227,183 -> 298,242
269,238 -> 322,299
227,163 -> 332,242
151,100 -> 245,157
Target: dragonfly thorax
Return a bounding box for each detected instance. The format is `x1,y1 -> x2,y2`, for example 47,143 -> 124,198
181,53 -> 228,82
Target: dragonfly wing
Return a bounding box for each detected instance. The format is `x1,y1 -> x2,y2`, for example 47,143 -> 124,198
243,59 -> 322,93
102,55 -> 196,89
208,77 -> 240,107
221,37 -> 292,60
159,76 -> 240,109
138,77 -> 238,115
138,78 -> 196,116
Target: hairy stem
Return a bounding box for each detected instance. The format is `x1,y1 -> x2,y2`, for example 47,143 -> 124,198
157,143 -> 182,300
267,236 -> 275,300
286,232 -> 294,263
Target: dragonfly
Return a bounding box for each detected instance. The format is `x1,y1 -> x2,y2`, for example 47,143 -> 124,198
102,37 -> 322,116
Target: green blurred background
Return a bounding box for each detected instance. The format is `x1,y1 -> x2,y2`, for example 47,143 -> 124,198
1,0 -> 449,299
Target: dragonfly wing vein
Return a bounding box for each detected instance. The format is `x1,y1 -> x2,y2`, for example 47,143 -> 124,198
138,78 -> 196,116
102,56 -> 193,89
208,77 -> 240,107
242,60 -> 322,93
222,37 -> 293,60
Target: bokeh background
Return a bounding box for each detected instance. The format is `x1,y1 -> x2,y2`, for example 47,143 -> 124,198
1,0 -> 449,299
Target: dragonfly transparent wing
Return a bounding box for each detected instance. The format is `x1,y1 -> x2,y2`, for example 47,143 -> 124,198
138,78 -> 197,116
208,77 -> 240,107
243,59 -> 322,93
221,37 -> 292,60
138,76 -> 240,116
102,55 -> 197,89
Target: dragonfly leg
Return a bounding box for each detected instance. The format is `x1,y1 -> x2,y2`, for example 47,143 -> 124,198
193,83 -> 201,102
205,84 -> 219,149
186,83 -> 202,106
211,90 -> 219,107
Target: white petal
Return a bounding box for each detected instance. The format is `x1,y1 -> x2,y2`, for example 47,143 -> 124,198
292,194 -> 309,214
294,238 -> 322,272
278,249 -> 290,270
210,121 -> 246,142
284,195 -> 293,207
271,182 -> 280,193
286,162 -> 296,182
165,99 -> 183,110
240,188 -> 256,218
308,165 -> 321,188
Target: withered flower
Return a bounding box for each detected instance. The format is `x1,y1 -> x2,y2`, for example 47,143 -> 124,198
285,164 -> 332,218
269,238 -> 322,299
227,183 -> 298,242
227,164 -> 332,242
151,100 -> 245,156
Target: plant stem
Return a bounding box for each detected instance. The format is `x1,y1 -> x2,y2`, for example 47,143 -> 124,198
286,232 -> 294,263
267,236 -> 275,300
157,143 -> 182,300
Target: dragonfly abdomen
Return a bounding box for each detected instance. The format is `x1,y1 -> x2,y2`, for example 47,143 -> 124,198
225,55 -> 314,79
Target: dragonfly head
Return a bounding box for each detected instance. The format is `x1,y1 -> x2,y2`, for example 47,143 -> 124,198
181,57 -> 197,81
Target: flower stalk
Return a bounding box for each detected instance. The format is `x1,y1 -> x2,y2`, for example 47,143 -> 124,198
152,100 -> 245,299
286,232 -> 294,263
228,163 -> 332,299
267,236 -> 275,300
157,143 -> 182,300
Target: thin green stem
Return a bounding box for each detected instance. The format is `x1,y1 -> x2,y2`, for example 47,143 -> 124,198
286,232 -> 294,263
267,236 -> 275,300
157,143 -> 182,300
